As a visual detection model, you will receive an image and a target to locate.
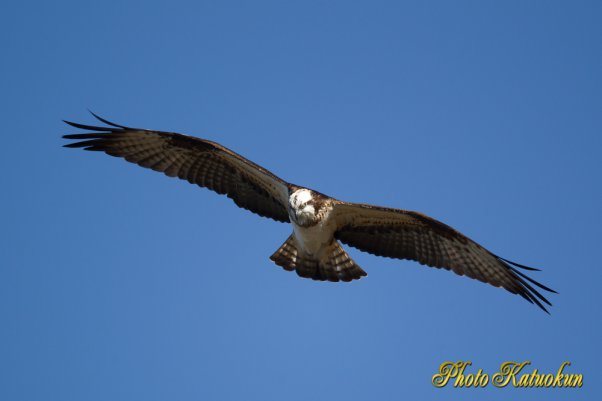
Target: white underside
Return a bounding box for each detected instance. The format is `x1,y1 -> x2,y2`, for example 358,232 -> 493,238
291,212 -> 336,258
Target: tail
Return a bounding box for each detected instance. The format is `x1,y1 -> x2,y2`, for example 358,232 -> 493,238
270,235 -> 367,282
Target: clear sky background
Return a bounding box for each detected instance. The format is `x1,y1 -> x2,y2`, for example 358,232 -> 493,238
2,1 -> 600,400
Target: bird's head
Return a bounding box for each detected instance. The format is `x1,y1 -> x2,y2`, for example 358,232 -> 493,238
289,189 -> 319,227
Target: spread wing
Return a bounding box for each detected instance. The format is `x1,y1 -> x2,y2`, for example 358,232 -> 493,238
63,113 -> 290,222
333,202 -> 556,312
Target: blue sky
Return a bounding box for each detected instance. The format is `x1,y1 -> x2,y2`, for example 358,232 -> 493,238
2,1 -> 601,400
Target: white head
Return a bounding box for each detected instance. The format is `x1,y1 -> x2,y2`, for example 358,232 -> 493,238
289,189 -> 317,226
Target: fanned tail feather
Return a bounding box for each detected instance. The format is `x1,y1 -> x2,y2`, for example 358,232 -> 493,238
270,235 -> 366,282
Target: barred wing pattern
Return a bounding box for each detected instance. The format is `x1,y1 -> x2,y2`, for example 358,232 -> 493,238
63,114 -> 290,222
333,202 -> 556,312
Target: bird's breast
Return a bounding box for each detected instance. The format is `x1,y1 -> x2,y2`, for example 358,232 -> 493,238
290,206 -> 336,257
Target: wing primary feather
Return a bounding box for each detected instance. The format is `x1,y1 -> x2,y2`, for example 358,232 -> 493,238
63,139 -> 99,148
529,295 -> 549,314
506,265 -> 558,294
517,291 -> 534,305
495,255 -> 541,271
512,272 -> 552,307
515,285 -> 548,313
523,291 -> 549,315
63,133 -> 116,140
88,110 -> 132,129
63,120 -> 115,132
83,146 -> 106,152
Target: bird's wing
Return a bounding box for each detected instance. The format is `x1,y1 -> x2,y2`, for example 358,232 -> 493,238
332,201 -> 555,312
63,114 -> 291,222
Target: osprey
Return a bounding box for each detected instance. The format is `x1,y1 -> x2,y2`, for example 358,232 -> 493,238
63,113 -> 556,312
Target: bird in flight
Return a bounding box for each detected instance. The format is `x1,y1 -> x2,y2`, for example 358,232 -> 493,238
63,113 -> 556,312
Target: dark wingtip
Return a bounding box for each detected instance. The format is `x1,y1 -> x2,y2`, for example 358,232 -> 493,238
538,299 -> 551,314
507,265 -> 558,294
88,110 -> 130,129
518,287 -> 551,314
535,300 -> 551,314
63,119 -> 83,129
492,253 -> 556,313
497,255 -> 541,271
62,119 -> 115,132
